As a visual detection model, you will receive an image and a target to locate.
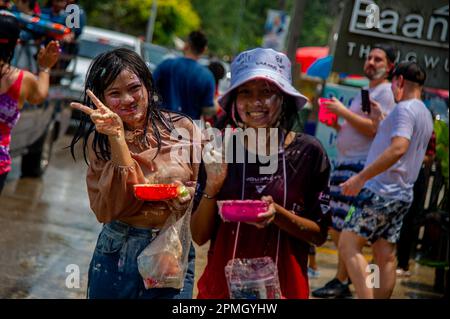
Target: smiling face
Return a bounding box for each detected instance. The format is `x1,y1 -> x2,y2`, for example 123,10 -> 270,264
235,79 -> 283,128
103,69 -> 149,130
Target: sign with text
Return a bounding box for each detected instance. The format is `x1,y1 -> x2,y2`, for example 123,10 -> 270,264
333,0 -> 449,89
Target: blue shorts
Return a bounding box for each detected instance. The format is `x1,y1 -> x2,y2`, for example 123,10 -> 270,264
329,159 -> 365,231
87,220 -> 195,299
342,189 -> 412,244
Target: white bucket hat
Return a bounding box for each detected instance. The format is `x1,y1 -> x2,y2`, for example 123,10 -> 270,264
218,48 -> 308,110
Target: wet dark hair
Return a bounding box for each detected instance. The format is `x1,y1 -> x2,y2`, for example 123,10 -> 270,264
188,31 -> 207,55
70,48 -> 176,163
392,61 -> 426,86
0,12 -> 20,81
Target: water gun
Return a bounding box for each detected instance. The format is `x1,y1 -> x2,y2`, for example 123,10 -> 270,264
11,11 -> 71,40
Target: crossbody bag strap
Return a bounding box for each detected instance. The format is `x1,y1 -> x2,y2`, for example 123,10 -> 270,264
231,132 -> 287,265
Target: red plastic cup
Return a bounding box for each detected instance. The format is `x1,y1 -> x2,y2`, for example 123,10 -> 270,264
133,184 -> 179,201
318,97 -> 337,126
217,200 -> 268,223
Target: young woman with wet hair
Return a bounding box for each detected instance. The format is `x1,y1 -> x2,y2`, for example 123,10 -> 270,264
70,48 -> 198,299
192,48 -> 332,299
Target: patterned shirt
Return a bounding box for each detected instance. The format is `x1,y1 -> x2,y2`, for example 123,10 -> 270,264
0,71 -> 23,175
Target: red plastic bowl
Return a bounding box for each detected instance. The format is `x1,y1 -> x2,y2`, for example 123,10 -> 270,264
133,184 -> 179,201
217,200 -> 268,223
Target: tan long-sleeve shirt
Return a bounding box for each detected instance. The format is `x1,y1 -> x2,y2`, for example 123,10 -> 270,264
86,112 -> 200,227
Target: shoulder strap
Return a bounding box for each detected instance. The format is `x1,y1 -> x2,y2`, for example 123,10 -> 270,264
7,70 -> 25,101
231,140 -> 287,266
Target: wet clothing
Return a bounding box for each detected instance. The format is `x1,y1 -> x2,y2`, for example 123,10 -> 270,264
195,133 -> 331,299
86,112 -> 199,223
365,99 -> 433,203
344,99 -> 433,244
0,70 -> 24,176
329,82 -> 395,231
153,57 -> 215,120
85,111 -> 200,299
342,188 -> 411,243
87,220 -> 195,299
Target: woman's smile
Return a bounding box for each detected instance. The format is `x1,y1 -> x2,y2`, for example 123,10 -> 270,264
117,104 -> 138,115
246,110 -> 269,119
236,79 -> 283,128
104,69 -> 148,129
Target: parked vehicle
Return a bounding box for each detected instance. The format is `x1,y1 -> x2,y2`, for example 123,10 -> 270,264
142,42 -> 179,72
62,26 -> 143,104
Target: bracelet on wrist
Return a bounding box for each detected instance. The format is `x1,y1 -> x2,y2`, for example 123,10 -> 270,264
39,66 -> 51,73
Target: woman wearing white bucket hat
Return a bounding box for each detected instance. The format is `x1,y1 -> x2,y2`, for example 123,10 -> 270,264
191,48 -> 332,299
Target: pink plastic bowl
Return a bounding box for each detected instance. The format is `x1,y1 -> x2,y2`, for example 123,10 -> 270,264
318,97 -> 337,126
217,200 -> 268,223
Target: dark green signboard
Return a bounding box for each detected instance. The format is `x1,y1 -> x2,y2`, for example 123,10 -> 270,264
333,0 -> 449,89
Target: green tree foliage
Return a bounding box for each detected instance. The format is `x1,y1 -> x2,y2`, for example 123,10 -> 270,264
78,0 -> 200,46
434,119 -> 449,185
76,0 -> 337,57
192,0 -> 337,58
299,0 -> 341,47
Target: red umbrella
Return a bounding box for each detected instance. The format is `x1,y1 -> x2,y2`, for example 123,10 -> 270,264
296,46 -> 329,73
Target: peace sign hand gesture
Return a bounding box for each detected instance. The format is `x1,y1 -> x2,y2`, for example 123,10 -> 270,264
71,90 -> 125,138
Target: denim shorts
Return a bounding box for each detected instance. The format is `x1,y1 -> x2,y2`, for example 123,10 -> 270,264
87,220 -> 195,299
342,188 -> 412,244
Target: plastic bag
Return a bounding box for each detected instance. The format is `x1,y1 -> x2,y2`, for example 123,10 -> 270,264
224,257 -> 282,299
137,200 -> 192,289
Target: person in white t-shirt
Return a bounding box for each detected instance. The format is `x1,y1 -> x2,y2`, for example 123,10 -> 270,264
312,44 -> 396,299
339,61 -> 433,299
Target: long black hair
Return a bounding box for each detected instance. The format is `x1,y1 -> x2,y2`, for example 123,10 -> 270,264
0,12 -> 21,82
70,47 -> 175,163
